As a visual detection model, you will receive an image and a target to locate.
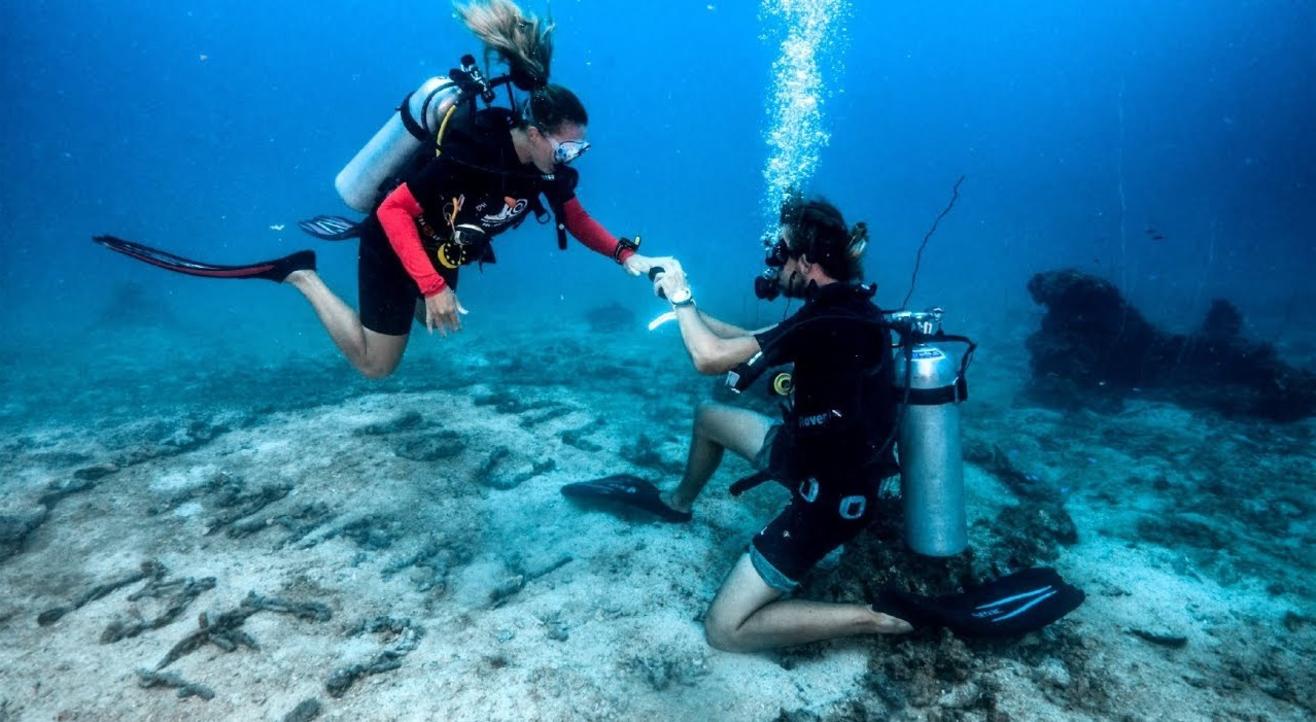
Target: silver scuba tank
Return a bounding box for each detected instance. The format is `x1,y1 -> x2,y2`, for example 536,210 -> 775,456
335,76 -> 463,213
888,308 -> 968,557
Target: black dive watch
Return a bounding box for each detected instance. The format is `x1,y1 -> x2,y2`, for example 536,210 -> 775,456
614,235 -> 641,262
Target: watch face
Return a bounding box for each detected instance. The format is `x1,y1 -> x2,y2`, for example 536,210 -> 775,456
670,287 -> 692,304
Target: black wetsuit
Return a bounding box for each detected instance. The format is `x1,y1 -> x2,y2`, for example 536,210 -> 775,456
358,107 -> 581,335
748,282 -> 899,590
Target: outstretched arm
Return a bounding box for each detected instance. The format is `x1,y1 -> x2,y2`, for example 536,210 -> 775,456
559,197 -> 682,277
547,171 -> 668,276
697,311 -> 776,339
653,265 -> 761,374
674,307 -> 761,374
559,197 -> 631,260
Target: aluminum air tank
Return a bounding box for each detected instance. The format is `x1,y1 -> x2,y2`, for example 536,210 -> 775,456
893,320 -> 968,557
335,76 -> 460,213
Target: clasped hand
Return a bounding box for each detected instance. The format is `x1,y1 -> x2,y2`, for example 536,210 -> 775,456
649,258 -> 690,301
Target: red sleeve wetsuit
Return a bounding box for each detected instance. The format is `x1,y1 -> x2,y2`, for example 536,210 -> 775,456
375,124 -> 633,298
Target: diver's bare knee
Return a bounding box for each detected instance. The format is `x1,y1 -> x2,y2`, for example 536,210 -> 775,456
703,615 -> 748,653
356,355 -> 400,379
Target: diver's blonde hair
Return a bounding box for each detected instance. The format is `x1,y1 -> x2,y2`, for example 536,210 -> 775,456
455,0 -> 554,90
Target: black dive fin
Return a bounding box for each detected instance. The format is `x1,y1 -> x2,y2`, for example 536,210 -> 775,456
298,215 -> 362,241
92,235 -> 315,283
872,567 -> 1084,638
561,474 -> 692,523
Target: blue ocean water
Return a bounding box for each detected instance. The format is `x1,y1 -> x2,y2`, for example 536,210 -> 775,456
2,2 -> 1314,720
3,0 -> 1312,345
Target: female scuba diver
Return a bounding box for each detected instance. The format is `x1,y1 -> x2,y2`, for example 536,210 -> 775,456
93,0 -> 666,378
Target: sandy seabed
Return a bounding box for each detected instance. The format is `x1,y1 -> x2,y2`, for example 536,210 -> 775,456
1,318 -> 1311,722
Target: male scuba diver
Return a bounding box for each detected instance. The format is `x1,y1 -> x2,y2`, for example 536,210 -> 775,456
93,0 -> 667,378
562,197 -> 1083,651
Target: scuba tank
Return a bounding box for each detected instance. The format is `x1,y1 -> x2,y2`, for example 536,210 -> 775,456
722,296 -> 975,559
335,56 -> 506,213
335,76 -> 460,212
887,308 -> 970,557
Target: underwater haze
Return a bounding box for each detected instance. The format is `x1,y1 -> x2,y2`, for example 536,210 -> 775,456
3,1 -> 1312,335
1,1 -> 1314,721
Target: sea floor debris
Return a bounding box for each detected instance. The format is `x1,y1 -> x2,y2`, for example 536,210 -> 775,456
325,616 -> 426,698
37,561 -> 167,627
156,591 -> 331,670
0,321 -> 1311,721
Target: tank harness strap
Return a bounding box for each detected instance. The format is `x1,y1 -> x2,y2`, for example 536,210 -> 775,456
527,194 -> 549,223
398,83 -> 463,145
903,376 -> 969,405
547,196 -> 569,250
399,92 -> 429,142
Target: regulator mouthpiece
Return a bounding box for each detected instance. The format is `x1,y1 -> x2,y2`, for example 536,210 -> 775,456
753,236 -> 791,300
754,269 -> 781,300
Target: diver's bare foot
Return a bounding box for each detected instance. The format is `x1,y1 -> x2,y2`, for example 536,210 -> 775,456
659,490 -> 692,516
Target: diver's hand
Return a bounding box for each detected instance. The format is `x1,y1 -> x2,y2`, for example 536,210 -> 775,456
623,253 -> 673,277
424,288 -> 467,335
652,263 -> 690,301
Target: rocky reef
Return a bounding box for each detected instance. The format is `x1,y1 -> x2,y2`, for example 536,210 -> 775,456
1025,269 -> 1316,421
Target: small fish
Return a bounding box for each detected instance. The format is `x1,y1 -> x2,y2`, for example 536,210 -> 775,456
269,224 -> 285,232
1144,225 -> 1166,241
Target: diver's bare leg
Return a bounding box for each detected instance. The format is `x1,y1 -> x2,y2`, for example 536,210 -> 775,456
664,403 -> 774,513
285,270 -> 408,378
703,555 -> 911,652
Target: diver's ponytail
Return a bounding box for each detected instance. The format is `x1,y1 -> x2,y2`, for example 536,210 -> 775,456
455,0 -> 554,91
848,222 -> 869,259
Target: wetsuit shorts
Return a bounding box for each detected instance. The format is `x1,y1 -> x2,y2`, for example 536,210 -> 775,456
748,423 -> 885,592
357,218 -> 458,336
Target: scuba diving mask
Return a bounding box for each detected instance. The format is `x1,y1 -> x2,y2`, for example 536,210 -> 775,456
549,136 -> 590,166
753,236 -> 793,300
523,96 -> 591,166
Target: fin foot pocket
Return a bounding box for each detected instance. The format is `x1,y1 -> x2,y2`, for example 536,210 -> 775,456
561,474 -> 692,523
